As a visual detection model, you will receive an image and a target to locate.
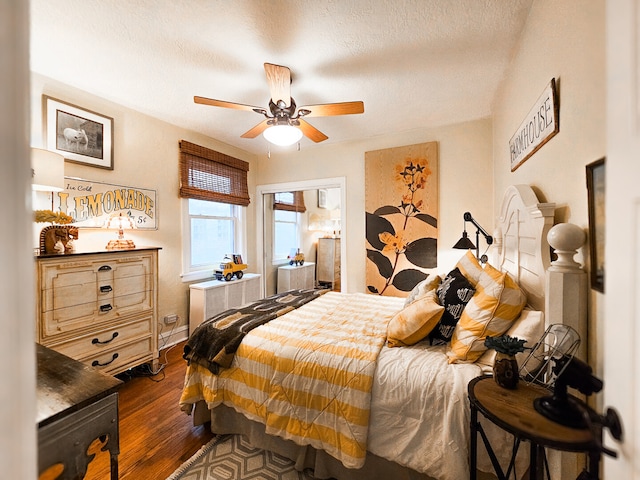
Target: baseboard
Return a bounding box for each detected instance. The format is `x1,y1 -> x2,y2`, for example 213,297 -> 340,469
158,324 -> 189,350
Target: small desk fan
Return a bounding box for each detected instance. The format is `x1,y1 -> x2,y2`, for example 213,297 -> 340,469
520,324 -> 623,468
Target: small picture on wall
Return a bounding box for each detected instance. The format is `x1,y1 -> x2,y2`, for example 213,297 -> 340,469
44,95 -> 114,170
318,189 -> 328,209
586,157 -> 605,293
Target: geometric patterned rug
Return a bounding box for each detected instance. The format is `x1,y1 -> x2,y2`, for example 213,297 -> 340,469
165,434 -> 325,480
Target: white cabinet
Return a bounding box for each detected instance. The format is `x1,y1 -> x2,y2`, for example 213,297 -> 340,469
35,247 -> 160,375
317,238 -> 341,290
277,262 -> 315,293
189,273 -> 261,334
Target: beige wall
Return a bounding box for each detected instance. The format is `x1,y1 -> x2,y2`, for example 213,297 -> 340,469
256,118 -> 494,293
491,0 -> 605,370
30,74 -> 259,334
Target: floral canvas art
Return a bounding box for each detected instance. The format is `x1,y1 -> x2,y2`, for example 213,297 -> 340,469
365,142 -> 438,296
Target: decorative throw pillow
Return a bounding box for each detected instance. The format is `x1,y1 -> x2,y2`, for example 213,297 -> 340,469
455,250 -> 484,287
475,309 -> 544,371
387,290 -> 444,347
429,268 -> 476,344
447,262 -> 527,363
403,273 -> 442,307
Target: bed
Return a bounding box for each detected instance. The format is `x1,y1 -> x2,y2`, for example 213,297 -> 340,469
179,184 -> 560,480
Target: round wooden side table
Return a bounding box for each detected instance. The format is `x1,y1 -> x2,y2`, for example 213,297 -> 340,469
468,375 -> 600,480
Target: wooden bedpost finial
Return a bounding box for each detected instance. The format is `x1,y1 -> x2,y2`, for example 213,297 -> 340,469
547,223 -> 586,272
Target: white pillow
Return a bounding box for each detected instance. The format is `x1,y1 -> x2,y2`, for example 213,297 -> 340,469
475,309 -> 545,373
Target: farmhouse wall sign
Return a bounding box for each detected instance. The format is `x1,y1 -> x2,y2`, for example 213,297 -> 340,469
55,177 -> 157,229
509,78 -> 559,172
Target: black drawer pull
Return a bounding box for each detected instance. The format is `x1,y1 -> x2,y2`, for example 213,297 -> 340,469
98,265 -> 112,271
100,285 -> 113,293
99,304 -> 113,312
92,332 -> 119,345
92,353 -> 118,367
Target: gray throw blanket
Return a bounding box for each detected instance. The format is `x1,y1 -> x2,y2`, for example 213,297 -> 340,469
183,288 -> 328,374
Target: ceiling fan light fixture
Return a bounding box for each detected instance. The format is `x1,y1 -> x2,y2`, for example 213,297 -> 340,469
263,124 -> 303,146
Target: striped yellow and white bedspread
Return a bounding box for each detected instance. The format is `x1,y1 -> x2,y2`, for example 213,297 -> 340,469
180,291 -> 403,469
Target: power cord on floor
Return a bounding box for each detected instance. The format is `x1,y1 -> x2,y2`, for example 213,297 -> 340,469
116,319 -> 180,383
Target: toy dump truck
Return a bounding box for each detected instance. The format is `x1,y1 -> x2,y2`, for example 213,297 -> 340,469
215,254 -> 247,281
288,248 -> 305,266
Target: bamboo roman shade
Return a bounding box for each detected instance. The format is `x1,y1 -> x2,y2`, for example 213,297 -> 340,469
273,191 -> 306,213
179,140 -> 250,206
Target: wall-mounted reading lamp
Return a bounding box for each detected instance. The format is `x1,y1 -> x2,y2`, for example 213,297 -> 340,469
452,212 -> 494,263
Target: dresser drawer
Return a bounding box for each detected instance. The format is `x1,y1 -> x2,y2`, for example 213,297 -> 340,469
44,315 -> 154,359
75,336 -> 154,375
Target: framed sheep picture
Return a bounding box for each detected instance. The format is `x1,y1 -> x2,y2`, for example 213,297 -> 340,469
43,95 -> 114,170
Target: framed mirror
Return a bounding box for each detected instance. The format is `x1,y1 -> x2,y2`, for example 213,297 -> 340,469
256,178 -> 346,297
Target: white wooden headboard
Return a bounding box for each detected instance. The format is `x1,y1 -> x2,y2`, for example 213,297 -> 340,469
493,185 -> 555,312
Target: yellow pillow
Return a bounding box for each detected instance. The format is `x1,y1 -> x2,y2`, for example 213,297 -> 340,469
387,290 -> 444,347
455,250 -> 483,287
447,263 -> 526,363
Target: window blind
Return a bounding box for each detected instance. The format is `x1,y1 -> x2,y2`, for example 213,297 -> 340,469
179,140 -> 250,206
273,191 -> 306,213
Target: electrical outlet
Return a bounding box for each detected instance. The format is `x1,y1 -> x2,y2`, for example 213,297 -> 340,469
164,314 -> 178,325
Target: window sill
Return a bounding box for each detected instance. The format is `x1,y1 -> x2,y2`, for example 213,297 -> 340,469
181,269 -> 215,283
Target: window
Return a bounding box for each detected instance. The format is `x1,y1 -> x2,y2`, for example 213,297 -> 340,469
272,191 -> 305,263
273,209 -> 300,262
178,141 -> 249,281
182,199 -> 244,281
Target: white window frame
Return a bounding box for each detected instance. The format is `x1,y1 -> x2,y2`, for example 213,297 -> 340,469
180,198 -> 246,282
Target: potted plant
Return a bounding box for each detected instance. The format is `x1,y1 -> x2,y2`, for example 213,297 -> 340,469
484,335 -> 527,389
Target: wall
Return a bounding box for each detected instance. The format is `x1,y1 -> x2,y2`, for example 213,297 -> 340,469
491,1 -> 605,477
256,118 -> 494,293
491,0 -> 605,368
30,74 -> 259,339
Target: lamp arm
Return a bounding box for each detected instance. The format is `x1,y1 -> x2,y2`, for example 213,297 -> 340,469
463,212 -> 493,245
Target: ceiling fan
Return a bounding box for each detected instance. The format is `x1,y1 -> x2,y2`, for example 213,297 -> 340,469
194,63 -> 364,146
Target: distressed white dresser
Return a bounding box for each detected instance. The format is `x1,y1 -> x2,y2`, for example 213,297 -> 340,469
35,247 -> 160,375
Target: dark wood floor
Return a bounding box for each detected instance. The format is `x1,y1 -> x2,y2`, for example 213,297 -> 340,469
83,341 -> 215,480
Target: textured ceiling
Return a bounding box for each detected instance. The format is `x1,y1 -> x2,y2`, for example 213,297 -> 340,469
30,0 -> 533,155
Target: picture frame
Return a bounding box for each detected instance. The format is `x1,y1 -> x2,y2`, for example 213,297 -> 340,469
43,95 -> 114,170
586,157 -> 605,293
318,189 -> 328,209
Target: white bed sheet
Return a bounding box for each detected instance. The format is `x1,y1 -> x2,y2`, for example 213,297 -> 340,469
369,342 -> 482,480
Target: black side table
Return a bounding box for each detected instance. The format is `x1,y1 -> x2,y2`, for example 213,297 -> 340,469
37,343 -> 123,479
468,375 -> 599,480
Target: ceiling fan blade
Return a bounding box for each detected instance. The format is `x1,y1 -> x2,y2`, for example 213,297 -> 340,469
194,96 -> 261,112
298,101 -> 364,117
298,119 -> 328,143
241,119 -> 271,138
264,63 -> 291,107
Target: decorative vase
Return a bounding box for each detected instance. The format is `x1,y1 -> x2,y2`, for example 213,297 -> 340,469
493,352 -> 519,389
